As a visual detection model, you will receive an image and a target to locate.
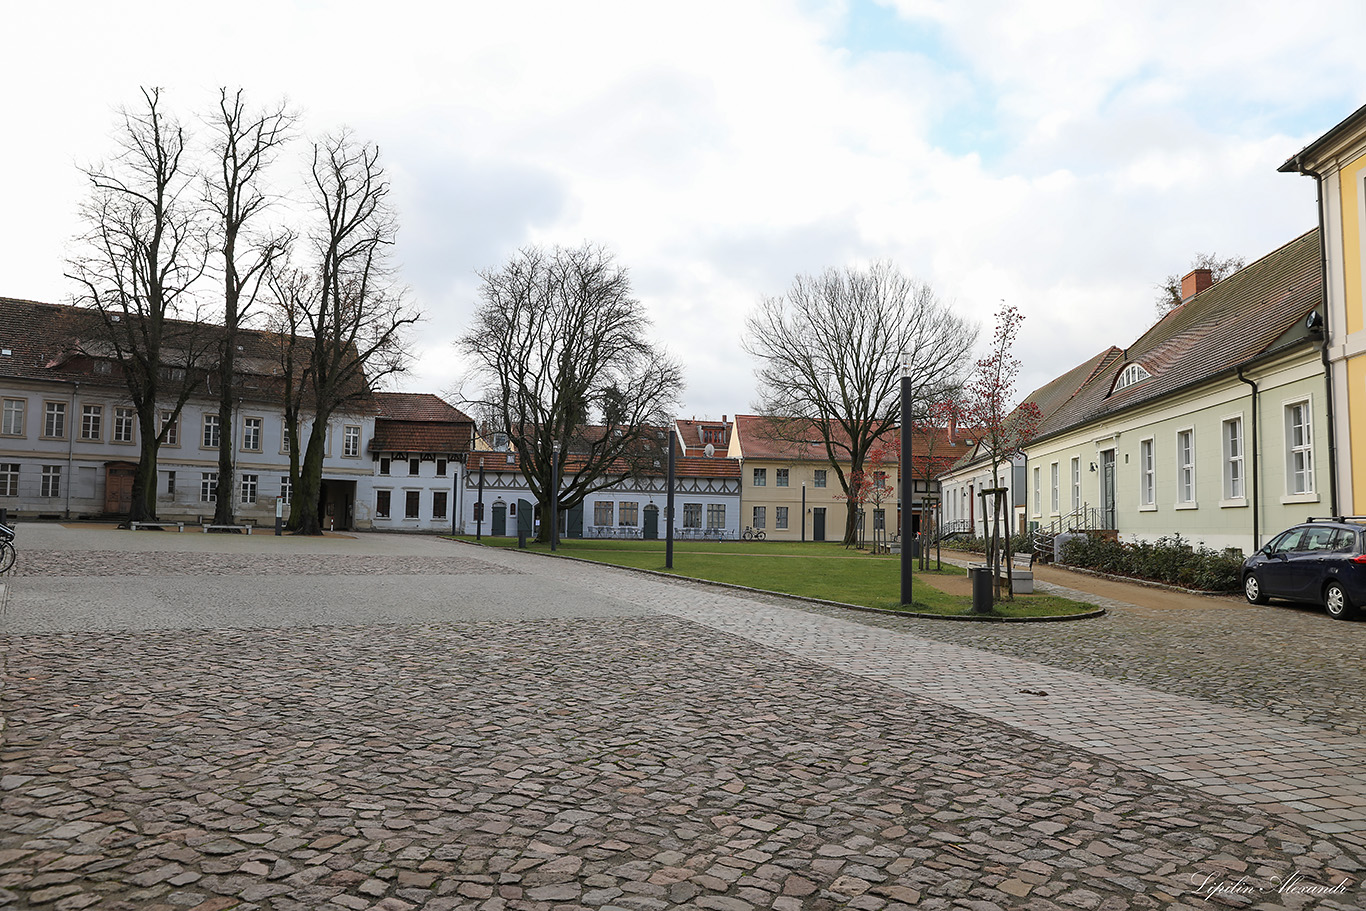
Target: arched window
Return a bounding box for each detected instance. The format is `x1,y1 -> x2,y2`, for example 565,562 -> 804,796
1113,363 -> 1151,393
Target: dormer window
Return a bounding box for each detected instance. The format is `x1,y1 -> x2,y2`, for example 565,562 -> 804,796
1113,363 -> 1151,393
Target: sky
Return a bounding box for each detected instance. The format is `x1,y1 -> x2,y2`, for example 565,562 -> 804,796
3,0 -> 1364,423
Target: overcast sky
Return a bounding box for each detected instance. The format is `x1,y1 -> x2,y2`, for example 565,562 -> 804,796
3,0 -> 1363,422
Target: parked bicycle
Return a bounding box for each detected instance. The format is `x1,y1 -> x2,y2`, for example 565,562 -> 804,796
742,526 -> 766,541
0,522 -> 14,574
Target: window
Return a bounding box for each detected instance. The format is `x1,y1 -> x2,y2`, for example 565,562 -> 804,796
1140,439 -> 1155,507
280,421 -> 293,454
594,501 -> 614,526
776,468 -> 789,487
202,414 -> 220,449
753,468 -> 766,487
2,399 -> 24,436
280,476 -> 292,505
166,471 -> 176,496
873,509 -> 885,530
1223,417 -> 1244,501
436,458 -> 448,477
344,425 -> 361,458
405,490 -> 421,519
81,404 -> 103,441
683,503 -> 702,528
1286,401 -> 1314,495
0,463 -> 17,497
753,506 -> 766,529
1113,362 -> 1151,392
240,473 -> 258,505
814,469 -> 827,489
776,506 -> 788,529
200,472 -> 218,503
706,503 -> 726,529
702,427 -> 724,445
1032,467 -> 1041,515
1050,462 -> 1059,513
161,411 -> 179,446
41,465 -> 61,498
113,407 -> 135,444
432,491 -> 448,519
619,501 -> 638,526
409,458 -> 421,476
376,490 -> 391,518
873,471 -> 887,490
379,457 -> 391,476
44,402 -> 66,439
1071,457 -> 1081,510
1176,430 -> 1195,505
242,417 -> 262,452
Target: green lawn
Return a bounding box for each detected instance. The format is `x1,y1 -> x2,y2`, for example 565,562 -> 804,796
452,536 -> 1096,619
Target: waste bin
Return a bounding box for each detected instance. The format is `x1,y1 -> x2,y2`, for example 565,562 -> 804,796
969,566 -> 993,614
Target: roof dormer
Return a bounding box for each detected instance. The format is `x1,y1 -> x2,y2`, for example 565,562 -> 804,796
1112,362 -> 1151,394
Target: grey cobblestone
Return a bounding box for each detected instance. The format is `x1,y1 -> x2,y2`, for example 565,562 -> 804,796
0,526 -> 1363,909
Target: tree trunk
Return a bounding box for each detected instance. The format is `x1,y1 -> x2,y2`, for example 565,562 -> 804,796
130,424 -> 160,523
212,341 -> 236,525
296,423 -> 326,535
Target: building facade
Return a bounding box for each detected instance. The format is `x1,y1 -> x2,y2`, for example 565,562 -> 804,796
366,392 -> 475,533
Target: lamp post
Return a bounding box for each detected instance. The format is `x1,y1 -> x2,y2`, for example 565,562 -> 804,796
899,352 -> 913,608
550,441 -> 561,551
476,461 -> 485,540
666,428 -> 677,568
801,482 -> 806,543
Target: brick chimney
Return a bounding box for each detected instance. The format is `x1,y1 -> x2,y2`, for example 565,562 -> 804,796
1181,268 -> 1214,301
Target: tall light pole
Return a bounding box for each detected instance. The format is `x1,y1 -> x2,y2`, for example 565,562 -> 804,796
899,352 -> 913,608
666,428 -> 677,568
550,441 -> 561,551
801,482 -> 806,542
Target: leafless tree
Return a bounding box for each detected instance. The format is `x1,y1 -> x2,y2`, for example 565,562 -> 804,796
66,87 -> 212,523
744,261 -> 976,545
205,88 -> 295,524
282,132 -> 418,534
1155,252 -> 1245,315
458,244 -> 684,542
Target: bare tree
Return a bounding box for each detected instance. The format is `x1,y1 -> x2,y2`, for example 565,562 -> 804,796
205,88 -> 295,524
744,261 -> 976,545
66,87 -> 211,523
1155,252 -> 1245,315
458,244 -> 684,542
284,132 -> 417,534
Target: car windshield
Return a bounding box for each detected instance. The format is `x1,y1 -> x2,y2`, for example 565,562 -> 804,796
1269,529 -> 1306,554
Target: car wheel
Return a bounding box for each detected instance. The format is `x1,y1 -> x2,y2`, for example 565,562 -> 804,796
1324,581 -> 1356,620
1243,573 -> 1268,604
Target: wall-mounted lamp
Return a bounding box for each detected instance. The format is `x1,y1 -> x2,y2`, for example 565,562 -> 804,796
1089,463 -> 1097,472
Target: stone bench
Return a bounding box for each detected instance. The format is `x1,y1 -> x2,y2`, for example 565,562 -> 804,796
128,521 -> 185,532
202,523 -> 253,535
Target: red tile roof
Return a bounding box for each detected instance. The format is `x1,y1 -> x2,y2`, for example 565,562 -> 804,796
374,392 -> 473,423
731,414 -> 973,475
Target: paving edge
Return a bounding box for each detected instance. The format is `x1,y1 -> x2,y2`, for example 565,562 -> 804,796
448,539 -> 1106,623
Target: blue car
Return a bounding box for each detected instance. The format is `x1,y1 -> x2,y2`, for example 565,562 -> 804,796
1242,519 -> 1366,620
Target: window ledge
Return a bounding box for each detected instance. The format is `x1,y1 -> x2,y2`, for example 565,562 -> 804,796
1175,502 -> 1199,511
1219,498 -> 1248,509
1281,493 -> 1320,505
1138,504 -> 1158,512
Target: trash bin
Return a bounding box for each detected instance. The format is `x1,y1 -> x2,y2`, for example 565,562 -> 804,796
969,566 -> 993,613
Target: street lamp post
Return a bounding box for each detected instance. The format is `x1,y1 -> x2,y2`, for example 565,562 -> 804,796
476,461 -> 485,540
666,429 -> 677,568
900,353 -> 913,608
551,442 -> 561,551
801,482 -> 806,542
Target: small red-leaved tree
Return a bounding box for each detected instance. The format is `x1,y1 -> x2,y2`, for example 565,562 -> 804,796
865,440 -> 894,545
961,304 -> 1042,601
837,468 -> 872,549
917,396 -> 961,569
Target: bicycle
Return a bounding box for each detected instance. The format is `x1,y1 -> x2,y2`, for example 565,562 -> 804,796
0,522 -> 14,574
742,526 -> 766,541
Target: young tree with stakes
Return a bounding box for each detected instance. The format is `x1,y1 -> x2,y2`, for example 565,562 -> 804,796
960,303 -> 1041,601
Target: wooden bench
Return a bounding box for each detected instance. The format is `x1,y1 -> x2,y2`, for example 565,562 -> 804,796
128,521 -> 185,532
201,523 -> 253,534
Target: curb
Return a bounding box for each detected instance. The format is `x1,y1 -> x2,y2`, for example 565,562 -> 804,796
448,538 -> 1107,623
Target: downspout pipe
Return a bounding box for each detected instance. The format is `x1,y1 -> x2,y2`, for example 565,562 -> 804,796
1237,366 -> 1260,551
1289,154 -> 1340,517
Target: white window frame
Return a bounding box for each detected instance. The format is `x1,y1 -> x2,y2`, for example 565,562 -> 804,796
113,406 -> 136,444
41,465 -> 61,498
343,424 -> 361,458
1032,466 -> 1041,516
160,410 -> 180,447
1283,397 -> 1317,501
1175,428 -> 1196,508
81,403 -> 103,441
240,473 -> 258,505
241,416 -> 263,453
2,398 -> 25,437
0,463 -> 18,497
1221,415 -> 1245,506
1139,437 -> 1156,510
1070,457 -> 1081,511
280,475 -> 292,506
200,471 -> 218,503
1049,461 -> 1059,515
202,414 -> 220,450
43,401 -> 67,439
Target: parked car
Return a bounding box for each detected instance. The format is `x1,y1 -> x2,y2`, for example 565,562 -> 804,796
1242,518 -> 1366,619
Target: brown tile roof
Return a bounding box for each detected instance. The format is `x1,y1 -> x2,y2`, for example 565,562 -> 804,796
466,447 -> 741,480
374,392 -> 473,423
731,414 -> 973,475
371,420 -> 474,454
1035,229 -> 1322,441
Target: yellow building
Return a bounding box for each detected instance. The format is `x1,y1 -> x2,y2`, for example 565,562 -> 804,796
1281,104 -> 1366,515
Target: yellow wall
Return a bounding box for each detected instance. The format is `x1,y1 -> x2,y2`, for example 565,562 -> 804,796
1340,152 -> 1366,336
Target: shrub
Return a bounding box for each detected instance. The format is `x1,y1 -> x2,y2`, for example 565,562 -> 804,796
1059,532 -> 1242,592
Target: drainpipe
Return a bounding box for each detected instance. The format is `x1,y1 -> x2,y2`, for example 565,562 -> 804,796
1289,155 -> 1340,516
1237,366 -> 1260,551
65,381 -> 78,519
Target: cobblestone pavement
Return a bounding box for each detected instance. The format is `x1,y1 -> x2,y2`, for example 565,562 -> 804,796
0,526 -> 1363,910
